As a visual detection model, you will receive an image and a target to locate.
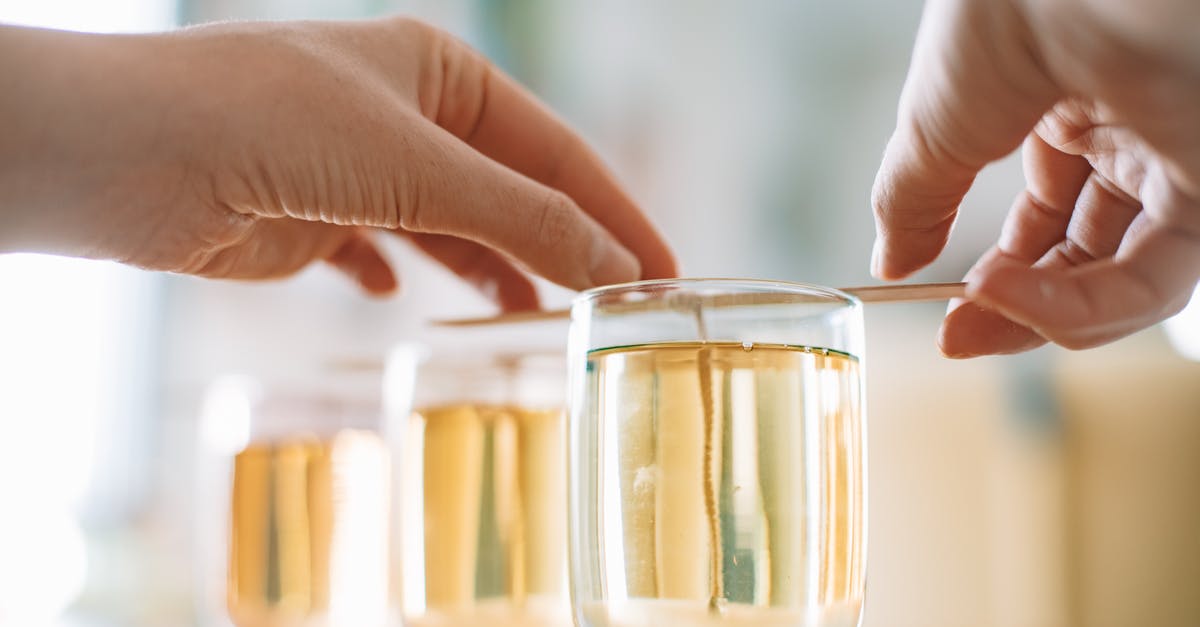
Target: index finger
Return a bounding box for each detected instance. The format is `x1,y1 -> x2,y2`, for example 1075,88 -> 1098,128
425,32 -> 677,281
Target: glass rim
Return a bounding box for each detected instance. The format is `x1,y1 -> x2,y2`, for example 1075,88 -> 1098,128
388,342 -> 564,373
573,277 -> 861,311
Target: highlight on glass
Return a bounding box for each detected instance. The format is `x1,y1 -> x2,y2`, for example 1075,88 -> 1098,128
567,279 -> 867,627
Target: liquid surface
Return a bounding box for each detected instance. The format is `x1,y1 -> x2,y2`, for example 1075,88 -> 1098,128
228,430 -> 391,627
573,342 -> 864,626
403,404 -> 570,627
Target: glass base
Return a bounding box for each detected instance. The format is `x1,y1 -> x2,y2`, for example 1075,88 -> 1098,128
580,599 -> 861,627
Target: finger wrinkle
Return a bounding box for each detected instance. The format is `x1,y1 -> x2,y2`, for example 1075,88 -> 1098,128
903,116 -> 982,179
393,132 -> 443,232
871,178 -> 962,226
1037,104 -> 1100,152
174,206 -> 260,274
1090,167 -> 1143,208
1046,238 -> 1100,267
532,189 -> 578,249
1024,188 -> 1073,223
876,210 -> 959,238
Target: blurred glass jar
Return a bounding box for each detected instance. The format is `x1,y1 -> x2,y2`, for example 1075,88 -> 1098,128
196,366 -> 402,627
385,346 -> 571,627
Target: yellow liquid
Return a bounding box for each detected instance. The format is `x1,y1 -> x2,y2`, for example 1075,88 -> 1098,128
582,598 -> 862,627
227,430 -> 391,627
577,342 -> 864,626
403,404 -> 570,627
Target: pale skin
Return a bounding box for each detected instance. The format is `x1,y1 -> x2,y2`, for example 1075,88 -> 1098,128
0,18 -> 677,311
4,6 -> 1197,353
874,0 -> 1200,356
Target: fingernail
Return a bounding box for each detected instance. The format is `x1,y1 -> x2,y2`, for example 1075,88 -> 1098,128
937,306 -> 976,359
938,337 -> 977,360
589,239 -> 641,287
365,273 -> 399,298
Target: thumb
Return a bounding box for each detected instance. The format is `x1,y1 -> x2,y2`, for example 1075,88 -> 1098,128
871,0 -> 1059,280
398,120 -> 641,291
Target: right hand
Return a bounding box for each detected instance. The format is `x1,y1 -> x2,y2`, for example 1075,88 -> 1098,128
870,0 -> 1200,356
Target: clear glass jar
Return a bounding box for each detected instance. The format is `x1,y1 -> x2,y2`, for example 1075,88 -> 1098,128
386,346 -> 572,627
567,279 -> 867,627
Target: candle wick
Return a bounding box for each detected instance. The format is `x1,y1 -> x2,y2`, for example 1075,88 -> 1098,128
690,299 -> 724,612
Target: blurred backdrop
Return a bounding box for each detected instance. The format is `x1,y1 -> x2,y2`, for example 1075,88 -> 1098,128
0,0 -> 1198,626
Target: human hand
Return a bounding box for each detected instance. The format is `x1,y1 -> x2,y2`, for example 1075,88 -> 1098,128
871,0 -> 1200,356
0,18 -> 675,310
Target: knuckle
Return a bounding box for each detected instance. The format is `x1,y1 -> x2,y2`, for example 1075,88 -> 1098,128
205,208 -> 259,246
384,15 -> 437,41
1036,104 -> 1091,152
420,26 -> 490,140
532,190 -> 580,246
1049,239 -> 1099,267
189,247 -> 238,278
166,210 -> 257,275
1043,314 -> 1123,350
1148,191 -> 1200,240
1161,291 -> 1192,319
873,134 -> 966,230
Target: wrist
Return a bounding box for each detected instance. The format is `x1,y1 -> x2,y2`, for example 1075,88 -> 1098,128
0,26 -> 170,257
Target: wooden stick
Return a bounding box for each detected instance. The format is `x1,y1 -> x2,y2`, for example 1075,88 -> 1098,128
431,281 -> 966,327
846,281 -> 966,303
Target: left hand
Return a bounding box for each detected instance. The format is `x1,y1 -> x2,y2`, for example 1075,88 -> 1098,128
0,18 -> 678,309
